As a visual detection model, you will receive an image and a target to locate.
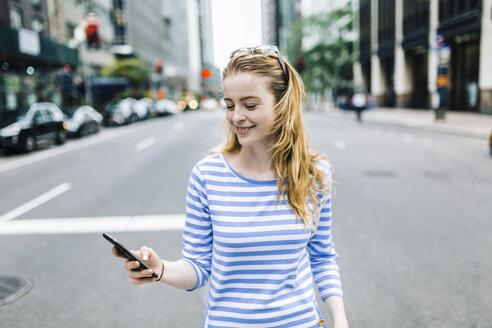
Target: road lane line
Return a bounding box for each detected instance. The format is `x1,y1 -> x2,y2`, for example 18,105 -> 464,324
135,137 -> 156,151
0,182 -> 71,224
0,128 -> 134,174
0,214 -> 185,234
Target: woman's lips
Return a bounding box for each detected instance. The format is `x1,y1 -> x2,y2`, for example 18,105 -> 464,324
235,125 -> 255,135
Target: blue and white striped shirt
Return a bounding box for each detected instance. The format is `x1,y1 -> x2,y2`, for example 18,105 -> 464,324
182,153 -> 343,328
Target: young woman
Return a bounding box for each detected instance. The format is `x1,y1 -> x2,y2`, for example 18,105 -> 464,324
112,45 -> 349,328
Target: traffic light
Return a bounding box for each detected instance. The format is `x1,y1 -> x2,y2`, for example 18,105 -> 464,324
154,59 -> 163,73
85,13 -> 101,49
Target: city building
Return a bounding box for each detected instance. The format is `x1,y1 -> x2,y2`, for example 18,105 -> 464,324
260,0 -> 301,61
197,0 -> 221,97
261,0 -> 278,45
0,0 -> 78,121
184,0 -> 201,95
123,0 -> 191,100
51,0 -> 116,109
354,0 -> 492,114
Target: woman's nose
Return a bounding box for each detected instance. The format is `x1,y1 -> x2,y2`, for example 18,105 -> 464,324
232,107 -> 246,122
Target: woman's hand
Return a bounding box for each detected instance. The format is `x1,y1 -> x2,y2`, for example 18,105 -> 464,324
112,246 -> 163,285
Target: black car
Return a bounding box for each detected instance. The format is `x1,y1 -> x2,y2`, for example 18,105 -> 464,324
0,102 -> 67,153
64,105 -> 103,137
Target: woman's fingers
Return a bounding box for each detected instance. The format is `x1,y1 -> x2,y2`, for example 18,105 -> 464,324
139,246 -> 153,261
124,260 -> 141,271
130,276 -> 156,285
112,244 -> 160,284
112,246 -> 125,258
127,268 -> 155,280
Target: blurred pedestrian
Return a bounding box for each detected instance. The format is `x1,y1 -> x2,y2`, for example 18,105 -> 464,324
350,92 -> 370,122
112,45 -> 349,328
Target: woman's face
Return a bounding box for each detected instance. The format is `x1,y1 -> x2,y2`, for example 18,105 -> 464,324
223,72 -> 276,150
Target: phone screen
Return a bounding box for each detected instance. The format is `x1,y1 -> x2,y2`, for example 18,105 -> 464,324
103,233 -> 158,278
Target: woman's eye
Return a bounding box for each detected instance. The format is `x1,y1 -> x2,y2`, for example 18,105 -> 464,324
245,104 -> 257,109
226,105 -> 234,110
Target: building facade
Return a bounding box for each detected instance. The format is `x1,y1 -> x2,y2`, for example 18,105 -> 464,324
197,0 -> 221,97
261,0 -> 301,62
261,0 -> 279,45
0,0 -> 78,121
354,0 -> 492,113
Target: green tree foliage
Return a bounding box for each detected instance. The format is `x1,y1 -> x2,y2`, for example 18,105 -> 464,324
290,3 -> 355,96
101,57 -> 150,88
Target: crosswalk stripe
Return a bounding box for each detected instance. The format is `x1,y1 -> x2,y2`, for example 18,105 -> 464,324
0,183 -> 71,224
0,214 -> 185,235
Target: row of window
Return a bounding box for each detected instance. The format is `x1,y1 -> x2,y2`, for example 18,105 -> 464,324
10,7 -> 45,32
439,0 -> 480,19
11,0 -> 42,7
359,0 -> 482,48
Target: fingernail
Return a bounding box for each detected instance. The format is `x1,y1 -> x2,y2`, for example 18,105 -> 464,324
143,254 -> 148,261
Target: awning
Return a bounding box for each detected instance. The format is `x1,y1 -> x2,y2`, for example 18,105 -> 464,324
0,26 -> 78,67
90,77 -> 129,95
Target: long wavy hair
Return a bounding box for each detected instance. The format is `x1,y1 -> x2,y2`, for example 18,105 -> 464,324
216,50 -> 330,228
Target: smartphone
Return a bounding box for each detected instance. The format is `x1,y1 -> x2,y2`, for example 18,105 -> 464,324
103,233 -> 158,279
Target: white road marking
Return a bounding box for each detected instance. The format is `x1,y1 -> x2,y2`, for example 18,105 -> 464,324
0,214 -> 185,235
333,140 -> 347,150
0,127 -> 136,174
135,137 -> 156,151
0,182 -> 71,224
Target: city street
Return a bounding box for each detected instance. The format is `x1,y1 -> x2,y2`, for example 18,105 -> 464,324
0,110 -> 491,327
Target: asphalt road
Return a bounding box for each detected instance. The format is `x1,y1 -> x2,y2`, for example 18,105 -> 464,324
0,110 -> 491,327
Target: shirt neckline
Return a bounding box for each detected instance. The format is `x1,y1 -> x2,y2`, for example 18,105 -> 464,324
219,153 -> 277,185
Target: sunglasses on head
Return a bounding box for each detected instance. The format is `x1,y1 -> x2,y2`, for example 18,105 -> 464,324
229,45 -> 289,82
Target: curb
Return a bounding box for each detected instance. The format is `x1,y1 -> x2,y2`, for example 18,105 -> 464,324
322,109 -> 490,140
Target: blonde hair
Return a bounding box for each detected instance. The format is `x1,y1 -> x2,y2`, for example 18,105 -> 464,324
217,51 -> 330,228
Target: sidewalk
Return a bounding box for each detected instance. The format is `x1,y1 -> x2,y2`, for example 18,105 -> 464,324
325,107 -> 492,139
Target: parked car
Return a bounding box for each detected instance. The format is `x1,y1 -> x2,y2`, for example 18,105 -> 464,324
0,102 -> 66,153
103,98 -> 138,126
153,99 -> 177,116
133,98 -> 153,120
200,98 -> 218,111
64,105 -> 103,137
177,91 -> 199,111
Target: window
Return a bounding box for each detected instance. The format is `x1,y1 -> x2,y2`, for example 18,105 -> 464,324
33,110 -> 44,123
31,0 -> 41,8
66,23 -> 76,40
43,110 -> 54,121
10,7 -> 22,30
31,16 -> 44,32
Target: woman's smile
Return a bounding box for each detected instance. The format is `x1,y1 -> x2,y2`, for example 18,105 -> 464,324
235,125 -> 256,135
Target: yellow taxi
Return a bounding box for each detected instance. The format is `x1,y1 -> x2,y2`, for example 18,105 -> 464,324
177,91 -> 199,111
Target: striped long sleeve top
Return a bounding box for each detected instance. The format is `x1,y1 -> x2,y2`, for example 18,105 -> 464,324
182,153 -> 343,328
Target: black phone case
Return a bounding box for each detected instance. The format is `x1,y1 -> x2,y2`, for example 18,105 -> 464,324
103,233 -> 158,278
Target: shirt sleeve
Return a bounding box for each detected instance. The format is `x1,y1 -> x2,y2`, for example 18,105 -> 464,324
307,163 -> 343,300
181,164 -> 213,291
